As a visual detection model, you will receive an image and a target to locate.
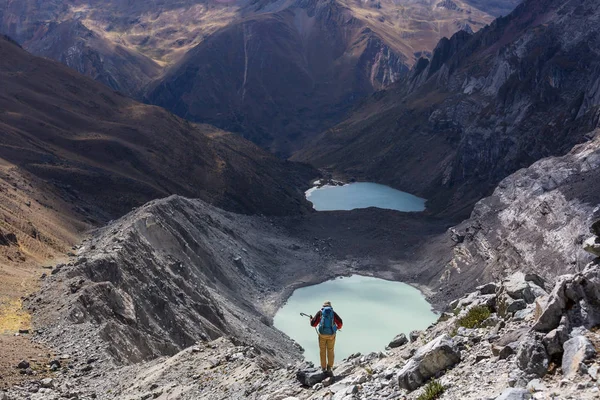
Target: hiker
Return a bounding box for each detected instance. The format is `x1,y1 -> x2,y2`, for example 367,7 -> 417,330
309,301 -> 343,375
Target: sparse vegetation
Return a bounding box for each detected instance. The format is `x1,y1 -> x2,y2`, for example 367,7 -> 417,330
455,305 -> 491,330
417,379 -> 445,400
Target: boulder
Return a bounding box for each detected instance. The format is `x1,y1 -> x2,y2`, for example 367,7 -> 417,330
542,323 -> 569,357
562,335 -> 596,377
296,368 -> 326,386
388,333 -> 408,348
591,220 -> 600,236
516,335 -> 549,378
506,299 -> 527,314
583,236 -> 600,257
532,276 -> 570,332
534,264 -> 600,332
397,334 -> 461,391
498,343 -> 519,360
477,282 -> 498,295
409,330 -> 422,342
494,388 -> 532,399
40,378 -> 54,388
504,273 -> 535,304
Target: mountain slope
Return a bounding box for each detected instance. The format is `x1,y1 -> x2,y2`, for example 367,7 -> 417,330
24,20 -> 161,97
296,0 -> 600,217
146,0 -> 496,154
0,33 -> 316,318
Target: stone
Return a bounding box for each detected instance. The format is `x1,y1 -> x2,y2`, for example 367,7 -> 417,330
588,364 -> 598,380
562,335 -> 596,377
516,335 -> 549,378
591,220 -> 600,236
296,368 -> 326,386
388,333 -> 408,348
409,330 -> 421,342
499,343 -> 519,360
542,324 -> 568,357
504,273 -> 535,303
494,388 -> 533,399
397,334 -> 461,391
17,360 -> 30,369
526,379 -> 546,392
583,236 -> 600,257
477,282 -> 498,295
532,276 -> 570,332
506,299 -> 527,314
40,378 -> 54,388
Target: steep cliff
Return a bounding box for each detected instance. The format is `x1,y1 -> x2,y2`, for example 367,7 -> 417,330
297,0 -> 600,217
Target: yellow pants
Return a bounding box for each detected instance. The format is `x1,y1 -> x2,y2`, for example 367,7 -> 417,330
318,334 -> 336,369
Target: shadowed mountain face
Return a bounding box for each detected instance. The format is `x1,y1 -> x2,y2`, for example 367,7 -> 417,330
0,0 -> 517,152
0,35 -> 315,226
296,0 -> 600,217
146,0 -> 499,154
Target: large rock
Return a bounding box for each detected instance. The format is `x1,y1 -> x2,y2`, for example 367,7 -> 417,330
409,330 -> 422,342
562,335 -> 597,377
388,333 -> 408,348
534,264 -> 600,332
503,273 -> 536,304
583,236 -> 600,257
516,335 -> 549,378
397,334 -> 461,391
542,318 -> 569,357
494,388 -> 532,400
296,368 -> 326,386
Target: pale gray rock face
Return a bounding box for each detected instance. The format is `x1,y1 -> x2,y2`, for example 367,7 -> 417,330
442,132 -> 600,300
397,334 -> 461,391
562,336 -> 597,378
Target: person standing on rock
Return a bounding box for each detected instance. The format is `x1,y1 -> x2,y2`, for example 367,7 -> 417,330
310,301 -> 343,375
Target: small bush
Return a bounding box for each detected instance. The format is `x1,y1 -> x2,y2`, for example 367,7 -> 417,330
417,379 -> 445,400
456,305 -> 491,329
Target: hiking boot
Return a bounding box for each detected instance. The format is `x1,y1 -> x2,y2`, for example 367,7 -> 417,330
321,367 -> 327,375
326,366 -> 333,377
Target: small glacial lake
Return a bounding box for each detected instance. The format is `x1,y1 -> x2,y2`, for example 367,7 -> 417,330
273,275 -> 437,365
305,182 -> 426,212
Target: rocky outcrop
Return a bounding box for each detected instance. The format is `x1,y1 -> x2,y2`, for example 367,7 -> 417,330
296,0 -> 600,220
397,334 -> 461,390
438,132 -> 600,302
30,196 -> 325,364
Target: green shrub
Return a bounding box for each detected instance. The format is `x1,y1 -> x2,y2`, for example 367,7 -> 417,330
456,305 -> 491,329
417,379 -> 445,400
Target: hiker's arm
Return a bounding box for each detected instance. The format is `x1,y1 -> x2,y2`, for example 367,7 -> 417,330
310,311 -> 321,327
334,312 -> 343,329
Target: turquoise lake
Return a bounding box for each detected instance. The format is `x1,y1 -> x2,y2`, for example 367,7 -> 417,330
305,182 -> 426,212
273,275 -> 438,366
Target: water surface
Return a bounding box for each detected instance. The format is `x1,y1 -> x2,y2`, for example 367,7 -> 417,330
305,182 -> 425,212
273,275 -> 437,365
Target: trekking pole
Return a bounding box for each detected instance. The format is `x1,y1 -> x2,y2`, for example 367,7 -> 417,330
300,312 -> 319,336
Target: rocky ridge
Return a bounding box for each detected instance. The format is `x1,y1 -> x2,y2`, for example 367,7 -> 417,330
3,225 -> 600,399
436,129 -> 600,303
296,0 -> 600,217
